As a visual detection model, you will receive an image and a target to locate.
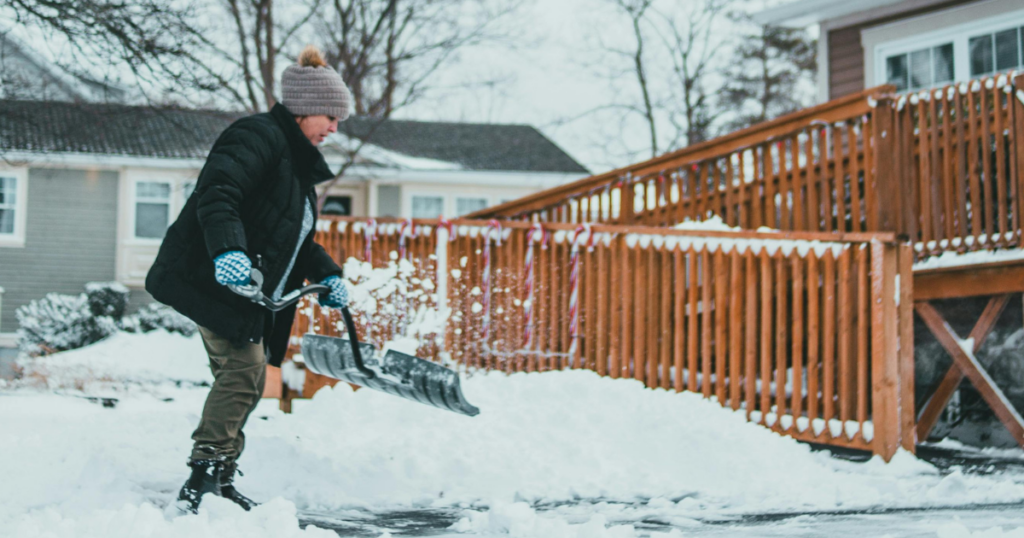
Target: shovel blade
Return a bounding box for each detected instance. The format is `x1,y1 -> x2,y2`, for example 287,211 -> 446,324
301,335 -> 378,382
300,334 -> 480,417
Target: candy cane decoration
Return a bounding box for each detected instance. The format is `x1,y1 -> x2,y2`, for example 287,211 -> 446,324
397,219 -> 413,260
522,223 -> 548,348
437,217 -> 457,242
481,219 -> 503,342
568,223 -> 594,357
363,218 -> 377,262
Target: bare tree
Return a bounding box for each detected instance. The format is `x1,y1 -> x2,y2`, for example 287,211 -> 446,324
1,0 -> 207,97
561,0 -> 730,170
657,0 -> 728,146
602,0 -> 658,157
313,0 -> 525,204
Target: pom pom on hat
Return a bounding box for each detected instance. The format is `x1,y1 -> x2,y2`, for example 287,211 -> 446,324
298,45 -> 327,68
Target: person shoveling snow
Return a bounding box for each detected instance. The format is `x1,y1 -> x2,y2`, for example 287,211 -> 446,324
145,44 -> 355,514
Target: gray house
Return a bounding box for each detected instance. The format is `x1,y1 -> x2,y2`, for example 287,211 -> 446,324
0,99 -> 588,346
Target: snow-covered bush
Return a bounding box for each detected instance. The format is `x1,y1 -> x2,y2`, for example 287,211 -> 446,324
129,303 -> 196,337
84,282 -> 130,320
16,284 -> 196,356
16,293 -> 118,355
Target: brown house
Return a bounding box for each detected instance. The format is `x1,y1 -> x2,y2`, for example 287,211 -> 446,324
756,0 -> 1024,101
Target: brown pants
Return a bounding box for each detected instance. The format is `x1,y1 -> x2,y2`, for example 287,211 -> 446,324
190,326 -> 266,466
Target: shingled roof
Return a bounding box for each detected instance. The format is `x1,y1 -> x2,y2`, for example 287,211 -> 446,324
340,117 -> 588,173
0,99 -> 238,159
0,99 -> 588,174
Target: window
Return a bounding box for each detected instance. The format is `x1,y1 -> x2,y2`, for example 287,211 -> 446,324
0,176 -> 16,235
885,43 -> 954,91
321,195 -> 352,216
134,181 -> 171,239
411,196 -> 444,219
456,197 -> 488,216
182,181 -> 196,201
969,26 -> 1023,77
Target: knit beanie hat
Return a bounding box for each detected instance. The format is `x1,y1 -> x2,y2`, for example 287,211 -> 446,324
280,45 -> 352,119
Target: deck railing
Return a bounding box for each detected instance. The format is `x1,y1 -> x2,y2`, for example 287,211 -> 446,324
287,217 -> 915,460
468,73 -> 1024,260
895,73 -> 1024,257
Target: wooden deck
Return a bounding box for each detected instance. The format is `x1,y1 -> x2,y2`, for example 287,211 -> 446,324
914,257 -> 1024,300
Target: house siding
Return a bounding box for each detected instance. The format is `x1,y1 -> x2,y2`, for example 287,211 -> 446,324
826,0 -> 975,99
0,168 -> 119,333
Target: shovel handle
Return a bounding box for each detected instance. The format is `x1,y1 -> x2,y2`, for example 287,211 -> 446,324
228,268 -> 331,312
340,306 -> 377,379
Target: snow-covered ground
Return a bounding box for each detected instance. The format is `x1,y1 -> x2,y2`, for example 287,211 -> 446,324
4,331 -> 1024,537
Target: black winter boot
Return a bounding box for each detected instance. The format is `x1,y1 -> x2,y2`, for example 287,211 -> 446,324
176,459 -> 226,514
221,464 -> 259,511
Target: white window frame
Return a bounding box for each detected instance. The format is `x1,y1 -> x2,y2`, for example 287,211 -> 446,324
455,196 -> 490,217
409,194 -> 446,219
874,9 -> 1024,92
130,178 -> 174,243
0,167 -> 29,248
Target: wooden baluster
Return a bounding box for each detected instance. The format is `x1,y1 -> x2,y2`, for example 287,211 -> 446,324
968,87 -> 983,242
791,252 -> 804,427
701,248 -> 713,397
848,123 -> 862,232
687,247 -> 699,392
673,247 -> 685,392
822,249 -> 837,438
744,249 -> 758,420
715,247 -> 728,403
729,249 -> 744,410
792,134 -> 805,231
759,248 -> 773,424
660,246 -> 672,389
807,250 -> 820,433
994,79 -> 1009,245
980,82 -> 995,245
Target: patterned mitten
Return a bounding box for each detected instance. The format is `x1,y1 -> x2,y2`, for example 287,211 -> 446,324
319,275 -> 349,309
213,251 -> 252,286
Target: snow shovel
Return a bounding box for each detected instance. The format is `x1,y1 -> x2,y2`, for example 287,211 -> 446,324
229,269 -> 480,417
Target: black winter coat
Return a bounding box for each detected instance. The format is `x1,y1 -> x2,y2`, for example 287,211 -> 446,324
146,103 -> 342,366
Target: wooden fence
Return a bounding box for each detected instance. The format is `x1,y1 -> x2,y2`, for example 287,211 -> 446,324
468,73 -> 1024,260
286,217 -> 915,460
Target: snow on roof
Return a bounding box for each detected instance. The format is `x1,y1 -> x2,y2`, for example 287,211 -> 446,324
753,0 -> 906,27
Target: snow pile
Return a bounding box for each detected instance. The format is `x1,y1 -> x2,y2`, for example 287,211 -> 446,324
913,247 -> 1024,271
939,524 -> 1024,537
4,498 -> 336,538
14,330 -> 211,390
672,215 -> 741,232
451,502 -> 637,537
242,370 -> 1023,514
6,330 -> 1024,536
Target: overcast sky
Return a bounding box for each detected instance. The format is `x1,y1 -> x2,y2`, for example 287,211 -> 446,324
8,0 -> 806,176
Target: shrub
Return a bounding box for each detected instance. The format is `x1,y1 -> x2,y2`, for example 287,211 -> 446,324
16,283 -> 197,356
130,303 -> 197,337
16,293 -> 118,355
84,282 -> 130,320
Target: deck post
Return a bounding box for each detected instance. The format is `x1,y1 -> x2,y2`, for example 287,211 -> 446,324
871,97 -> 901,235
898,243 -> 916,452
870,240 -> 901,461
